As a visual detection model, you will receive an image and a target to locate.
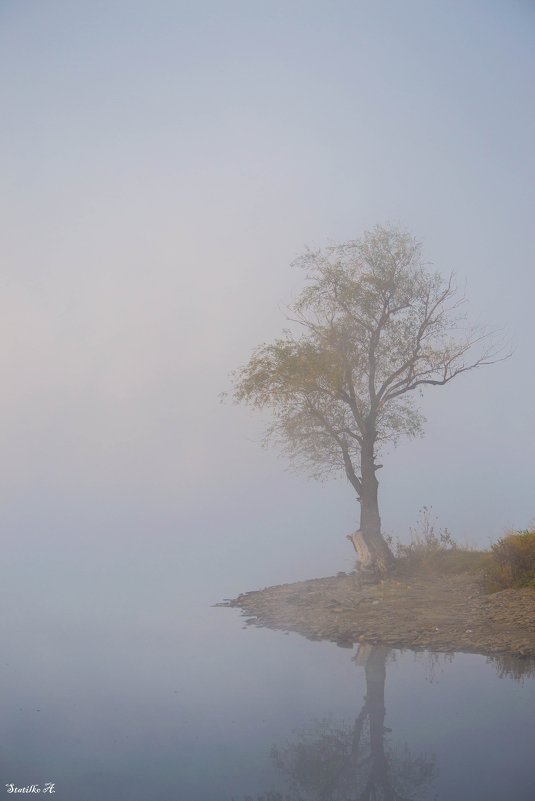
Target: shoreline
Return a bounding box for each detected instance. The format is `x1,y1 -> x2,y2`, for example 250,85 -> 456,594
223,571 -> 535,658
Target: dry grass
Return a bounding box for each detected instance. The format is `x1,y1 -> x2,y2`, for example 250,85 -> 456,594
387,507 -> 490,577
388,511 -> 535,592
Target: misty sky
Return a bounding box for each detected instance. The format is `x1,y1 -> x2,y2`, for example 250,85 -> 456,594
1,1 -> 534,598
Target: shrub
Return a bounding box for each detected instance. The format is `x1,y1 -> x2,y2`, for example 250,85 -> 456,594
485,529 -> 535,591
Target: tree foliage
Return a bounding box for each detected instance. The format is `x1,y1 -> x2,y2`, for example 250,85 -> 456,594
231,224 -> 507,570
234,225 -> 504,482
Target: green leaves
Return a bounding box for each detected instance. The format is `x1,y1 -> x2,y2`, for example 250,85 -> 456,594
230,224 -> 506,485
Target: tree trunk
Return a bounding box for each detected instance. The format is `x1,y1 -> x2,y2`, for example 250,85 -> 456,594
349,435 -> 395,576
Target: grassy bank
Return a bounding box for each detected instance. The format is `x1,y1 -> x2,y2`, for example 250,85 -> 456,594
387,511 -> 535,592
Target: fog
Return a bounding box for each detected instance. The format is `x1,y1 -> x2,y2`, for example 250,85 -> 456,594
1,0 -> 534,604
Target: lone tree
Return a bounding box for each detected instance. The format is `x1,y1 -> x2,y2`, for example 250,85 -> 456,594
231,225 -> 507,575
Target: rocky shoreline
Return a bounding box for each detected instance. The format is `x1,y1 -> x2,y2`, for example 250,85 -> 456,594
223,571 -> 535,658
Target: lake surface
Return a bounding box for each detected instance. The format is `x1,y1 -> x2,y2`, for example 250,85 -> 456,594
1,571 -> 534,801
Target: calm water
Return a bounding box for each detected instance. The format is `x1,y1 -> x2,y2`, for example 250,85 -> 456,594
0,570 -> 534,801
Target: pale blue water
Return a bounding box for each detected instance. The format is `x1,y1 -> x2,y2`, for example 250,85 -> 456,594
0,584 -> 533,801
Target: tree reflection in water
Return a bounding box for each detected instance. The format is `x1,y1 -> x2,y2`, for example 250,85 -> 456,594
238,648 -> 535,801
242,645 -> 437,801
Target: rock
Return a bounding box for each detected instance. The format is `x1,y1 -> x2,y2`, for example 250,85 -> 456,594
224,572 -> 535,658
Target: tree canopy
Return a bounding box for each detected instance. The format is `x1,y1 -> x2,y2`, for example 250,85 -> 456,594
231,225 -> 507,573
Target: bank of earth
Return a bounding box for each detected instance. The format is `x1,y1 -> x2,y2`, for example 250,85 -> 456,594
224,572 -> 535,658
